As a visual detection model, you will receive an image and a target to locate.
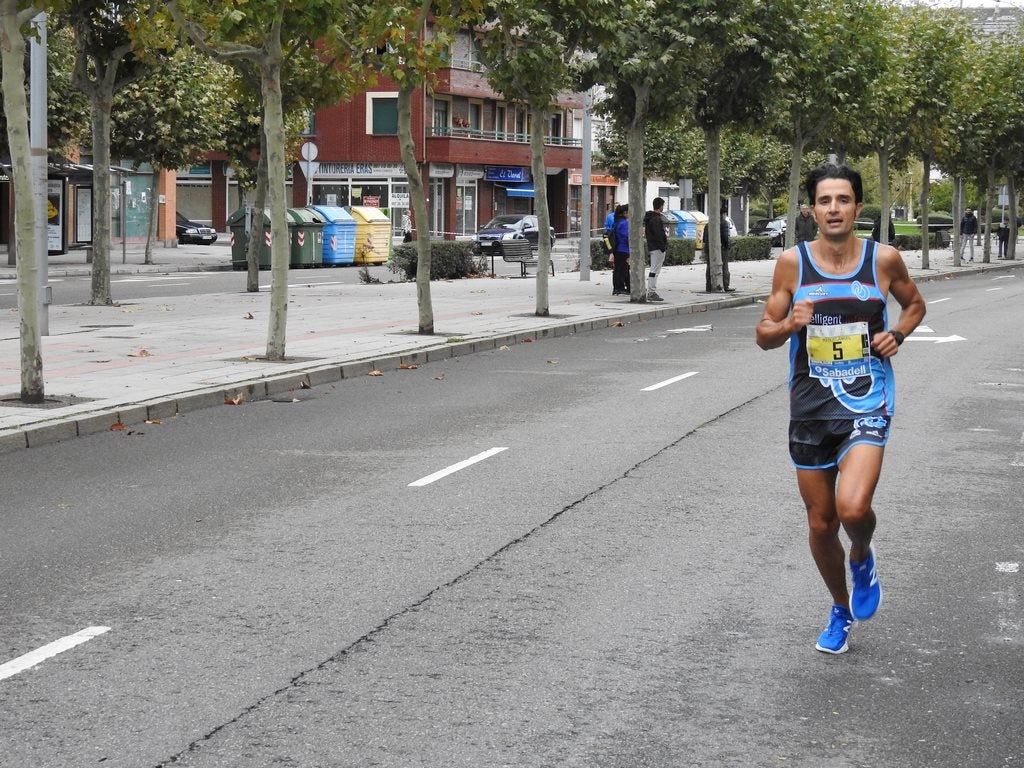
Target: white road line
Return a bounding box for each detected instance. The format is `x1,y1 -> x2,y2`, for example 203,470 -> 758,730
927,298 -> 951,305
993,275 -> 1015,280
0,626 -> 110,681
409,447 -> 508,487
986,287 -> 1005,292
663,325 -> 712,335
642,371 -> 699,391
996,562 -> 1020,573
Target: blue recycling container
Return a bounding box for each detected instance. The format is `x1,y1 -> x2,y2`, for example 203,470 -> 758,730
310,205 -> 356,265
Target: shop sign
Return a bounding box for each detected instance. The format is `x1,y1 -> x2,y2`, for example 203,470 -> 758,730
484,166 -> 528,182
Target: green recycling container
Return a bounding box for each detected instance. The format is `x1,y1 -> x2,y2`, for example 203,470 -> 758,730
287,208 -> 326,268
227,208 -> 272,270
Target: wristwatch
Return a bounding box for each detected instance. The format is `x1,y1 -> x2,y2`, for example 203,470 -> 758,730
890,330 -> 905,346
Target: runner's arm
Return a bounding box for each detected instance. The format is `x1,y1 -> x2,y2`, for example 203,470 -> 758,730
756,250 -> 810,350
872,248 -> 927,358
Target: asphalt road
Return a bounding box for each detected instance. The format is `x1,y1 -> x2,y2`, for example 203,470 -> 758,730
0,271 -> 1021,767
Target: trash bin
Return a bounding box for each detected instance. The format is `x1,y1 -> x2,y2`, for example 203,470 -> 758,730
227,207 -> 272,270
666,210 -> 697,240
287,207 -> 325,268
310,205 -> 356,265
348,206 -> 392,265
688,210 -> 709,250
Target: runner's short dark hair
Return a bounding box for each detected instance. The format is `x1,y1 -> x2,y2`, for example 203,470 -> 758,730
805,163 -> 864,205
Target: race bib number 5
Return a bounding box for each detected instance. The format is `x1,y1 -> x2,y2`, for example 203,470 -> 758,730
806,322 -> 870,380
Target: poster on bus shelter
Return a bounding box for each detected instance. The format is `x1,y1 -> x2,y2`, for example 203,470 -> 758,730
47,179 -> 63,253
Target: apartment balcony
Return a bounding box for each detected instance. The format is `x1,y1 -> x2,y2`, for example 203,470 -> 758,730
425,126 -> 582,169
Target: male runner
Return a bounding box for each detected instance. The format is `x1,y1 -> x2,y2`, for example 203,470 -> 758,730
755,164 -> 926,654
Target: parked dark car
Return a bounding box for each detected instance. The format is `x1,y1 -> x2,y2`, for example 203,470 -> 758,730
176,212 -> 218,245
473,214 -> 556,254
748,217 -> 786,247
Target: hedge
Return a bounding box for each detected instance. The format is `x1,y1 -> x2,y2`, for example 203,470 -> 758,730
729,235 -> 773,261
390,240 -> 479,280
588,238 -> 697,272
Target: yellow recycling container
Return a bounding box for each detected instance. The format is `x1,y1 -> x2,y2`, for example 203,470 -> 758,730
688,210 -> 709,250
348,206 -> 392,265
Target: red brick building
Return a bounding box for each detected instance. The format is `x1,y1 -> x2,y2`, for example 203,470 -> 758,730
187,29 -> 618,241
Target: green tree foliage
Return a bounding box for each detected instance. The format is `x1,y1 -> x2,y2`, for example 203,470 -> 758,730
110,45 -> 233,260
369,0 -> 484,334
167,0 -> 374,360
481,0 -> 615,313
900,4 -> 971,267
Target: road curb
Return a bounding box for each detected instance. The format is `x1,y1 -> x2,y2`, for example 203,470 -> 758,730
1,293 -> 759,454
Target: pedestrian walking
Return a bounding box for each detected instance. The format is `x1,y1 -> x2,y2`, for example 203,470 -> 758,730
997,221 -> 1009,258
959,208 -> 978,262
707,203 -> 734,292
612,205 -> 631,296
795,204 -> 818,243
402,209 -> 413,243
755,163 -> 927,655
643,197 -> 668,302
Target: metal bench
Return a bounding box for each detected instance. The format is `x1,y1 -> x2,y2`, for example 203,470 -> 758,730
498,238 -> 554,278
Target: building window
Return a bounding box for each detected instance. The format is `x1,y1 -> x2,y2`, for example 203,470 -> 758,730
301,109 -> 315,135
469,102 -> 482,131
451,31 -> 483,71
513,106 -> 527,140
495,104 -> 506,139
433,98 -> 450,132
366,92 -> 399,135
550,112 -> 563,139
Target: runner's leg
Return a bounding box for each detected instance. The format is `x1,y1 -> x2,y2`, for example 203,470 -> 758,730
835,444 -> 884,562
797,468 -> 849,607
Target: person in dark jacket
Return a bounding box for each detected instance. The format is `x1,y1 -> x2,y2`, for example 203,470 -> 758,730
871,215 -> 896,245
997,220 -> 1010,258
612,205 -> 630,296
708,204 -> 734,292
959,208 -> 978,262
795,204 -> 818,243
643,197 -> 669,302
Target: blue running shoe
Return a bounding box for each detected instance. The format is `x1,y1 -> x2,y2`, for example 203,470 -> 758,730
815,604 -> 854,654
850,544 -> 882,621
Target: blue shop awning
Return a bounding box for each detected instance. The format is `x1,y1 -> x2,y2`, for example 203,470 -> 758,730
502,183 -> 535,198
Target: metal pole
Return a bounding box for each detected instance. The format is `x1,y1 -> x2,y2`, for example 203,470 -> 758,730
122,176 -> 127,264
580,89 -> 592,281
30,12 -> 49,335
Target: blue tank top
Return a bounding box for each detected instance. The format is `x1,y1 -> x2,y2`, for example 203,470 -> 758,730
789,239 -> 895,420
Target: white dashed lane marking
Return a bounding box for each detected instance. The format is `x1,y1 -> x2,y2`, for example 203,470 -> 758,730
409,447 -> 508,487
0,626 -> 110,681
642,372 -> 699,392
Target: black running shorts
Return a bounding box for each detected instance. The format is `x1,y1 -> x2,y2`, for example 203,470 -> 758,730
788,417 -> 891,470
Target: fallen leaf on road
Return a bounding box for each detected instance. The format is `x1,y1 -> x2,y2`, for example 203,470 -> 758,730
499,345 -> 510,351
243,312 -> 254,319
299,380 -> 311,389
434,373 -> 446,380
225,393 -> 245,405
546,359 -> 559,364
610,321 -> 624,327
128,349 -> 152,357
145,419 -> 162,425
110,422 -> 127,431
399,363 -> 418,370
368,369 -> 384,377
522,337 -> 534,343
471,311 -> 483,316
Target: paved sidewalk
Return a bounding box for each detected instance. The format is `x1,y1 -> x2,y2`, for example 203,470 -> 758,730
1,240 -> 1020,453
